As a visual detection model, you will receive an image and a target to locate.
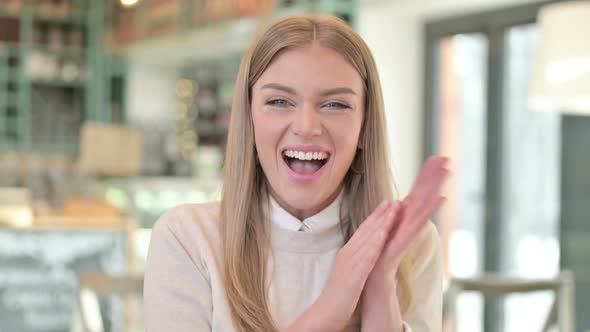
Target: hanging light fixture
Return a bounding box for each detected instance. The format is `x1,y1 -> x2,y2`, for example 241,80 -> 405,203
120,0 -> 140,8
529,1 -> 590,115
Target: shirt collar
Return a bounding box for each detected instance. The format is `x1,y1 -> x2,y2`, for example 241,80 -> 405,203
269,190 -> 348,233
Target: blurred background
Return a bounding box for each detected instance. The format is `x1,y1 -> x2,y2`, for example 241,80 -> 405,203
0,0 -> 588,331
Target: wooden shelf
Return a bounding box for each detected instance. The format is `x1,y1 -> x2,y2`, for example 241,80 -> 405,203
31,79 -> 85,88
36,217 -> 130,230
31,45 -> 86,57
1,215 -> 134,231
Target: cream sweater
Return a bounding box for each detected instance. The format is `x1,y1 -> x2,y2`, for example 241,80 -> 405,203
144,195 -> 442,332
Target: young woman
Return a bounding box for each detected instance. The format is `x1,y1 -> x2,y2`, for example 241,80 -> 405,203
144,15 -> 448,332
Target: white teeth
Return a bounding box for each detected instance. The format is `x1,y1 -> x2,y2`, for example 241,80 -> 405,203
283,150 -> 329,161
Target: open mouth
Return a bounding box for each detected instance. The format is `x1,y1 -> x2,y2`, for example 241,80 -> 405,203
282,149 -> 330,175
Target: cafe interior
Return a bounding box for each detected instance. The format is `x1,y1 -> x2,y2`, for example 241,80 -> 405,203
0,0 -> 589,331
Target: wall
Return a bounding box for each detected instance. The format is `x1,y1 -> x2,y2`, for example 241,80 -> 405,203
560,115 -> 590,330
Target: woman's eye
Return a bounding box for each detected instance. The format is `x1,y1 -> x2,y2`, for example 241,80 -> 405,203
323,102 -> 351,109
266,99 -> 290,107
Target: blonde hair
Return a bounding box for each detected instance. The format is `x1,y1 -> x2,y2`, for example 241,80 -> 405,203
221,15 -> 417,332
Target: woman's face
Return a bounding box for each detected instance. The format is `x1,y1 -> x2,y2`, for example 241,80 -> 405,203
251,43 -> 365,220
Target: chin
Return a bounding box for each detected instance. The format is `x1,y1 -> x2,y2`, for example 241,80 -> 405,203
273,181 -> 339,216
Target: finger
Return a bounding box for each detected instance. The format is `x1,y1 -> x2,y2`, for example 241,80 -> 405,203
357,203 -> 399,256
384,201 -> 402,235
351,226 -> 389,276
359,200 -> 391,230
414,196 -> 445,227
418,178 -> 444,215
387,200 -> 405,240
404,168 -> 449,219
346,213 -> 391,259
411,168 -> 448,206
409,157 -> 449,200
410,157 -> 446,192
396,196 -> 444,244
384,220 -> 426,259
424,167 -> 450,196
356,200 -> 390,233
346,201 -> 392,250
350,204 -> 399,262
404,171 -> 448,216
369,202 -> 400,238
383,197 -> 445,259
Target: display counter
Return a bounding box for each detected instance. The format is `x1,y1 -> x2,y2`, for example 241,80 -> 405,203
0,217 -> 135,332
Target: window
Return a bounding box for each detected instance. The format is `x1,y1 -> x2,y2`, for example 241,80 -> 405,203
425,2 -> 561,331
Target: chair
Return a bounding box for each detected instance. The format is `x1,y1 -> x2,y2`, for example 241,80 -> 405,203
71,272 -> 144,332
446,270 -> 575,332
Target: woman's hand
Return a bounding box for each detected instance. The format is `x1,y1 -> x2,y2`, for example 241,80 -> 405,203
360,156 -> 449,332
287,156 -> 449,332
370,156 -> 448,281
286,200 -> 400,332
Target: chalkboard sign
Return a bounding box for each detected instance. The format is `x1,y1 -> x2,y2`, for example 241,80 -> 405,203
0,229 -> 127,332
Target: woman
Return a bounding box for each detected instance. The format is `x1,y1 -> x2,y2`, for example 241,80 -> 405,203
144,15 -> 448,332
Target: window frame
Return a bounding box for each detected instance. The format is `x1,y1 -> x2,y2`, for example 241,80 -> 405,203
422,1 -> 558,331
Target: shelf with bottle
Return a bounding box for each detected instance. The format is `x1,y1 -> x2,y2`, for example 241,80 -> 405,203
24,52 -> 87,86
172,64 -> 234,162
28,84 -> 85,153
24,19 -> 87,84
0,0 -> 118,156
31,11 -> 87,44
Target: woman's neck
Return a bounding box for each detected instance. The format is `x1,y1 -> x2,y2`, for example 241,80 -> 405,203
268,185 -> 344,221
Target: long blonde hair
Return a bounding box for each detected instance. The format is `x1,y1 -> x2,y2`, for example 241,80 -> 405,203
221,15 -> 417,332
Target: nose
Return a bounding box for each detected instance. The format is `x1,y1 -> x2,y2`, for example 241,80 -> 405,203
292,105 -> 322,138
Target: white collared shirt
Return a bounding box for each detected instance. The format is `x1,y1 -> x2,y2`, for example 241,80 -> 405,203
269,190 -> 347,233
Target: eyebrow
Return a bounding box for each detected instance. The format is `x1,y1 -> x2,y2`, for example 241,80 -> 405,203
260,83 -> 357,96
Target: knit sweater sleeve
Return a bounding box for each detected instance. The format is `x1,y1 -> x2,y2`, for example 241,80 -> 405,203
402,222 -> 443,332
144,209 -> 213,332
